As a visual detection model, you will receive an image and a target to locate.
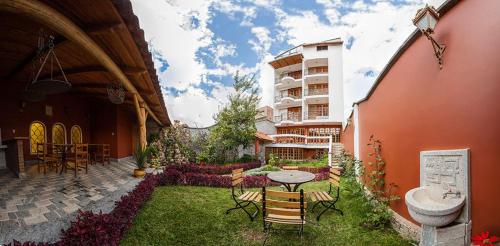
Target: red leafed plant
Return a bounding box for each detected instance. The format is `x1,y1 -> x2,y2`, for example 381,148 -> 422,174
472,231 -> 498,246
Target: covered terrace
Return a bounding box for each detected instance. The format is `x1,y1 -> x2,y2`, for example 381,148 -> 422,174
0,0 -> 170,243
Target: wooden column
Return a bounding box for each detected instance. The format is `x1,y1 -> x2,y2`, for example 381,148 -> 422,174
134,94 -> 148,150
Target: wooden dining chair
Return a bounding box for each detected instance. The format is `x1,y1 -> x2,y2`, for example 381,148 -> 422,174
67,143 -> 88,175
101,144 -> 110,165
262,187 -> 307,239
36,143 -> 59,174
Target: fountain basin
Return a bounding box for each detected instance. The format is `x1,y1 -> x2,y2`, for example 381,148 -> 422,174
405,186 -> 465,227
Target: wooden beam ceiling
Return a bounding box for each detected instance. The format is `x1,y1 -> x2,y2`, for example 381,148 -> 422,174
0,0 -> 163,125
4,22 -> 131,80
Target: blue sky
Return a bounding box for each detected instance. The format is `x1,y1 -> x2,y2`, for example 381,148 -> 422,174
131,0 -> 444,127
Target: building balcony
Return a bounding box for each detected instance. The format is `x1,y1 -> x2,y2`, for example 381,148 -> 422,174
304,110 -> 329,121
304,88 -> 328,96
274,113 -> 302,124
268,134 -> 336,147
275,75 -> 302,89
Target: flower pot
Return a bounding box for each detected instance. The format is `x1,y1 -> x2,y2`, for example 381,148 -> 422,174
134,168 -> 145,178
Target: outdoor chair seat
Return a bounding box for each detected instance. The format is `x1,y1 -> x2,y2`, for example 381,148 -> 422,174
265,214 -> 306,225
238,191 -> 262,202
308,191 -> 334,202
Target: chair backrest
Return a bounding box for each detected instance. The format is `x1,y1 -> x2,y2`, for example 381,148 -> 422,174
103,144 -> 110,155
75,143 -> 89,160
282,166 -> 299,171
329,167 -> 341,187
231,168 -> 244,188
262,187 -> 306,221
36,142 -> 46,157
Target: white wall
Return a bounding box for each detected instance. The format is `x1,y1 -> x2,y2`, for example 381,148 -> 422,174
256,120 -> 277,135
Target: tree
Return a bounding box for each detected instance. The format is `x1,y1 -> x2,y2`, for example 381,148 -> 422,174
161,120 -> 195,165
201,72 -> 260,164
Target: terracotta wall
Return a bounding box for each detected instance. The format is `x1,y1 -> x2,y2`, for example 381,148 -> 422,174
0,91 -> 91,161
353,0 -> 500,235
89,102 -> 136,159
0,86 -> 136,162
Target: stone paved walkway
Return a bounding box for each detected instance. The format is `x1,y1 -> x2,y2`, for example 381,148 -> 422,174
0,160 -> 140,244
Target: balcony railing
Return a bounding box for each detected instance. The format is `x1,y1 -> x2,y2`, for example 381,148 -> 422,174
305,67 -> 328,76
276,72 -> 302,84
304,88 -> 328,96
304,110 -> 329,120
274,113 -> 302,122
270,134 -> 339,145
274,94 -> 302,102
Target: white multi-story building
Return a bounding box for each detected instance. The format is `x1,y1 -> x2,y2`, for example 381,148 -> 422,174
266,38 -> 344,161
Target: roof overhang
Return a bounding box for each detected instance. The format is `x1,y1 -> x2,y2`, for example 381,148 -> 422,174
269,53 -> 303,69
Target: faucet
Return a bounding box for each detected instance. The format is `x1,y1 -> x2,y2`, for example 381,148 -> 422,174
442,188 -> 461,199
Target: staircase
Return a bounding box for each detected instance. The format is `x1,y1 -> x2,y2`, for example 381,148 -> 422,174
330,143 -> 344,166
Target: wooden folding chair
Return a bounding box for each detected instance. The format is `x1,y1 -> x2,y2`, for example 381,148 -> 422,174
36,143 -> 59,174
262,187 -> 307,240
67,144 -> 88,176
308,167 -> 344,221
225,168 -> 261,221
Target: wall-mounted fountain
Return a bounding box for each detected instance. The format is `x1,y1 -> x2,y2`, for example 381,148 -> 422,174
405,149 -> 471,246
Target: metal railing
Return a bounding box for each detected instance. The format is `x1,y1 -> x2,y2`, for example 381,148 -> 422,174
304,88 -> 328,96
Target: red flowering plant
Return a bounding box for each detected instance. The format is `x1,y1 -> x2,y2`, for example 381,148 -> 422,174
472,231 -> 498,246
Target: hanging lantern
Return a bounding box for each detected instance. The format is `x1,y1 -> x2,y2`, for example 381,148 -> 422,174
29,35 -> 71,95
107,82 -> 125,104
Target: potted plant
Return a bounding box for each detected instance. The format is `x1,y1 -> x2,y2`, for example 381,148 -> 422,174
134,146 -> 150,177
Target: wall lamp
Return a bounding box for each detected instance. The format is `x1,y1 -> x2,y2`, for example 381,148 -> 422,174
413,4 -> 446,69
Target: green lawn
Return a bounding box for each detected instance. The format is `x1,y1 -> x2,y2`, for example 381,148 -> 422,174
281,160 -> 328,168
121,181 -> 412,246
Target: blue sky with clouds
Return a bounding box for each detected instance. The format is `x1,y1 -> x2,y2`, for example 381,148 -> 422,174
131,0 -> 444,127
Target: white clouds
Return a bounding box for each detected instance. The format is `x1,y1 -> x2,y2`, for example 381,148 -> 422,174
164,83 -> 234,127
131,0 -> 213,91
249,27 -> 272,56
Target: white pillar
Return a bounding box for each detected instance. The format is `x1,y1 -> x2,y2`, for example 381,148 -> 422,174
328,135 -> 333,167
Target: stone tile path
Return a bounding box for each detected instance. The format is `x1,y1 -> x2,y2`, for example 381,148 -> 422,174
0,160 -> 141,244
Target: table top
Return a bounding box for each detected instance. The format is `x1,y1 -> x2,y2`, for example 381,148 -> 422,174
267,171 -> 316,184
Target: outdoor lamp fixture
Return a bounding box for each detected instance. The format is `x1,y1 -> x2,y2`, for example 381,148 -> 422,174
413,4 -> 446,69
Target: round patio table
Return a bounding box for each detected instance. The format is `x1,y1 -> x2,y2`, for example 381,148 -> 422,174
267,171 -> 316,192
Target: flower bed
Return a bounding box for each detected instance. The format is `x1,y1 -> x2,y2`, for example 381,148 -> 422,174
165,162 -> 260,175
161,163 -> 330,188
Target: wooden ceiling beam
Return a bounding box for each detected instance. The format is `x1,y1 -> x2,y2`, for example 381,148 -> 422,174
37,65 -> 146,80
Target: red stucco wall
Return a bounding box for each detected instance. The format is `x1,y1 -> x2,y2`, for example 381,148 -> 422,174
0,92 -> 91,161
355,0 -> 500,235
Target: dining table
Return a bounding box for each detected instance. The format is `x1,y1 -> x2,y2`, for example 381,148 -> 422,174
267,170 -> 316,192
